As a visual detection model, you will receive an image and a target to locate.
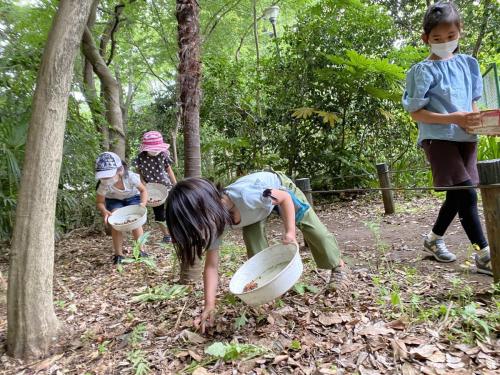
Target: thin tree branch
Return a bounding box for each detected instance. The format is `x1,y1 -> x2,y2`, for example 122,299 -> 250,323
472,0 -> 492,58
128,41 -> 170,89
235,0 -> 283,62
202,0 -> 242,42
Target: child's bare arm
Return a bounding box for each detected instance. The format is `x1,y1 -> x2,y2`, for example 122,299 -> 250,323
410,108 -> 480,130
196,249 -> 219,333
166,165 -> 177,184
268,189 -> 297,244
137,182 -> 148,207
96,194 -> 111,222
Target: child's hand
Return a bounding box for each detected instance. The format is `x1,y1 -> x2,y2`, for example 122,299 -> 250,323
194,306 -> 216,334
452,111 -> 481,130
139,202 -> 146,208
282,231 -> 298,245
102,210 -> 112,224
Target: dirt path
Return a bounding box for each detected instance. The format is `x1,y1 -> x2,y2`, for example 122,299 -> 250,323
0,195 -> 498,374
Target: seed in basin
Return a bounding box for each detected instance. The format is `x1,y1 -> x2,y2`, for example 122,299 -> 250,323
243,281 -> 258,292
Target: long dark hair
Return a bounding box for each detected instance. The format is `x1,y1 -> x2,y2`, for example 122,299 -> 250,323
423,1 -> 461,35
165,178 -> 231,266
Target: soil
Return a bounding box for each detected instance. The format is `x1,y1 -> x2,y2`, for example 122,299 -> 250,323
0,194 -> 497,374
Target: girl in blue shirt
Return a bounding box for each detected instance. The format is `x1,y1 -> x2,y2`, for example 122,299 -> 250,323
402,1 -> 491,275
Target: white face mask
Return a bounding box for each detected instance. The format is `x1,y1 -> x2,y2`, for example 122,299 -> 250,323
101,175 -> 119,186
430,39 -> 458,59
148,151 -> 160,157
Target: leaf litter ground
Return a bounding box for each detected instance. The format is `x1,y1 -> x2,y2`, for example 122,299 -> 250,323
0,195 -> 498,374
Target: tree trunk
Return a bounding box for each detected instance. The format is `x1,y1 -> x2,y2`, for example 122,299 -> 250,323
7,0 -> 93,359
82,26 -> 126,159
172,74 -> 182,165
472,0 -> 492,58
82,0 -> 109,150
177,0 -> 202,178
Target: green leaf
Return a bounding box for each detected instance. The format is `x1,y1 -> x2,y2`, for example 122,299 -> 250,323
205,342 -> 227,358
234,312 -> 248,330
290,340 -> 301,351
291,107 -> 315,119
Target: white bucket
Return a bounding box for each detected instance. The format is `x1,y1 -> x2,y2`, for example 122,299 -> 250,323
146,183 -> 169,207
108,205 -> 147,232
229,243 -> 303,306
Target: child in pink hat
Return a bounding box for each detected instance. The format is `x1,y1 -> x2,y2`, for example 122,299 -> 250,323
134,131 -> 177,243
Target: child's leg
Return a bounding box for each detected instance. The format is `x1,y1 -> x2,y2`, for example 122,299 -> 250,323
242,220 -> 269,258
274,171 -> 341,269
153,204 -> 169,236
297,209 -> 341,269
132,226 -> 144,242
455,188 -> 488,249
132,227 -> 147,255
432,190 -> 459,236
111,228 -> 124,256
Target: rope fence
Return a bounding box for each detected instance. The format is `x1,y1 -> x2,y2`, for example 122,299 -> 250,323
309,185 -> 499,195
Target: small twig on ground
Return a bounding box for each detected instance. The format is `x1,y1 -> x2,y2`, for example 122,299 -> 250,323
313,269 -> 329,283
174,299 -> 190,331
436,301 -> 454,336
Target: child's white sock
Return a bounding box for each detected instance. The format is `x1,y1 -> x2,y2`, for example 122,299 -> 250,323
478,246 -> 490,259
427,231 -> 442,242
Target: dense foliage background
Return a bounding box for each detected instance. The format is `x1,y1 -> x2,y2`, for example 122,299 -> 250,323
0,0 -> 498,241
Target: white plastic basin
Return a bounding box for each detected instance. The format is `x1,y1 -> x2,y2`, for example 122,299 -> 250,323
146,183 -> 169,207
108,205 -> 147,232
229,243 -> 303,306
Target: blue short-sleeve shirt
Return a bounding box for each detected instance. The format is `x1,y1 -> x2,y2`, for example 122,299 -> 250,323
402,54 -> 482,145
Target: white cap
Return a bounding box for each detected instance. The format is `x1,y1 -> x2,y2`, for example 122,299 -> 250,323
95,152 -> 122,179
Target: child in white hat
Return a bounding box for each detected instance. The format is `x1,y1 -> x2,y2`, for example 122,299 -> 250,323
95,152 -> 148,264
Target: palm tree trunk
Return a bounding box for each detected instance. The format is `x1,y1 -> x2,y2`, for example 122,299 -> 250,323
177,0 -> 202,178
177,0 -> 202,283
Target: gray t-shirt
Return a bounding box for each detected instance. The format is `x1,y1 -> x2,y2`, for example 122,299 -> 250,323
96,172 -> 141,200
224,171 -> 281,229
208,172 -> 281,251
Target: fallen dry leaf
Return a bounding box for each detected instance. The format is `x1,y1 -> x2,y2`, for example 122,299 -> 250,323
358,322 -> 395,336
391,338 -> 408,361
358,365 -> 380,375
385,319 -> 407,330
178,329 -> 206,344
402,336 -> 428,346
410,345 -> 445,363
272,354 -> 289,365
192,367 -> 211,375
340,342 -> 364,354
401,362 -> 419,375
318,313 -> 343,326
31,353 -> 64,372
188,349 -> 202,362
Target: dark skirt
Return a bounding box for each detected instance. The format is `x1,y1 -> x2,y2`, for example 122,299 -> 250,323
421,140 -> 479,188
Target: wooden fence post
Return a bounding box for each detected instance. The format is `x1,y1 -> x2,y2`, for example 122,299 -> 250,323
477,159 -> 500,282
376,163 -> 395,215
295,178 -> 314,208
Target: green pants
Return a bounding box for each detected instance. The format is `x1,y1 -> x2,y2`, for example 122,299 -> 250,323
242,172 -> 341,270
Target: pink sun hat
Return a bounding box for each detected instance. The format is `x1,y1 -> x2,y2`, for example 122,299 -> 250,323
139,131 -> 170,153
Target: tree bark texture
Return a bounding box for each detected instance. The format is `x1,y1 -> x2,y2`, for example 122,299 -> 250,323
177,0 -> 202,178
82,0 -> 109,150
82,27 -> 126,159
7,0 -> 93,359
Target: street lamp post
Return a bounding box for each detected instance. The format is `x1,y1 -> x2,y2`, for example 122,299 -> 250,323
263,5 -> 281,58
